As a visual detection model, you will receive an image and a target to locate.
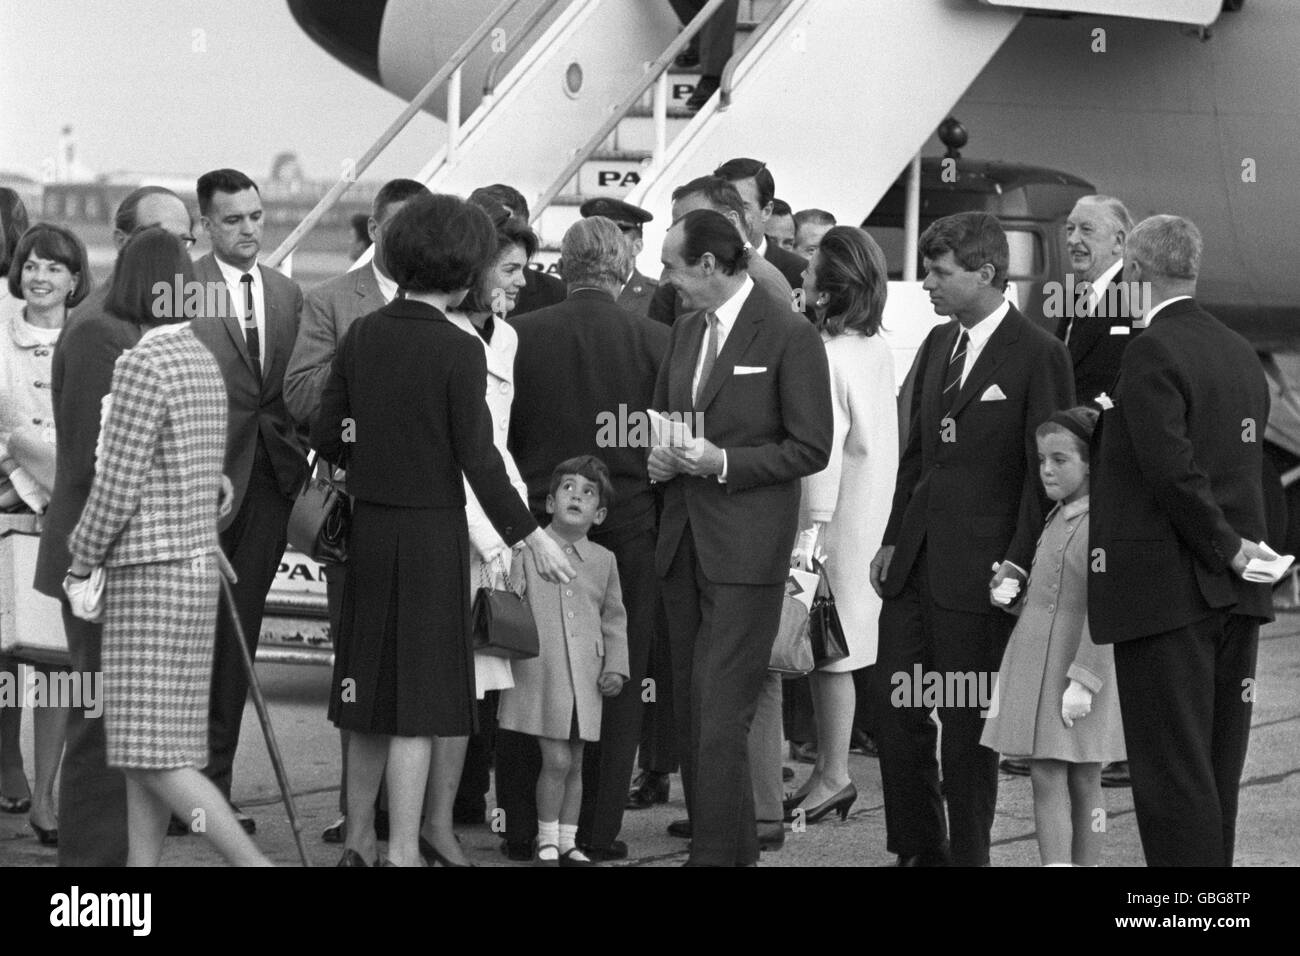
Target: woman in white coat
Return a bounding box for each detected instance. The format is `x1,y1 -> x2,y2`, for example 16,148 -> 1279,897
787,227 -> 898,823
420,210 -> 536,866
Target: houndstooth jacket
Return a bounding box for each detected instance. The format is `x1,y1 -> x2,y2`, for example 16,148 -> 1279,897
68,324 -> 228,569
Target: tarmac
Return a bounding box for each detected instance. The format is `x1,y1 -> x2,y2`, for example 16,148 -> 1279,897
2,605 -> 1297,868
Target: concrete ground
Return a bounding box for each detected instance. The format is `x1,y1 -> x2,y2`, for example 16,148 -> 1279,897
2,607 -> 1296,868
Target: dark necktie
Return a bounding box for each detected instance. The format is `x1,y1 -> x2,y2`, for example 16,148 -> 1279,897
694,311 -> 719,407
943,329 -> 970,411
239,273 -> 262,381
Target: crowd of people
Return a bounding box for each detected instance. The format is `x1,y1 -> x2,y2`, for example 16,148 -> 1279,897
0,143 -> 1275,867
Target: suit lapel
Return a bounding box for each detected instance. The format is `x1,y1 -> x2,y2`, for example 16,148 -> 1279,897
947,307 -> 1021,421
258,264 -> 291,393
695,290 -> 762,413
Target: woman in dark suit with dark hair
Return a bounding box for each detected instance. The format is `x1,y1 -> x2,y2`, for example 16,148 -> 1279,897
313,193 -> 575,868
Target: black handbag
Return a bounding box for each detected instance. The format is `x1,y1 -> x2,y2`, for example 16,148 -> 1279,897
471,554 -> 539,660
808,558 -> 849,668
287,453 -> 350,565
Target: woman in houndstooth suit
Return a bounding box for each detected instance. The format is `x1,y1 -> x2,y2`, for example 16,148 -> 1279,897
67,228 -> 269,866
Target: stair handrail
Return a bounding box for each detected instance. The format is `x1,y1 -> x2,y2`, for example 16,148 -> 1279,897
265,0 -> 527,270
483,0 -> 566,97
531,0 -> 730,223
719,0 -> 797,108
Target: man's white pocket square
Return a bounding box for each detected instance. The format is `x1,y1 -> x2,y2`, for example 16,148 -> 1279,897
979,384 -> 1007,401
734,365 -> 767,375
1109,326 -> 1130,336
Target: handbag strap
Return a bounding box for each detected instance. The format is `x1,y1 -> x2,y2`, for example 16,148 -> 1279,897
480,550 -> 523,597
306,449 -> 343,490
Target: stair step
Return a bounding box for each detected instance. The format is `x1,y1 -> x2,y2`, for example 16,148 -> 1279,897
614,111 -> 693,153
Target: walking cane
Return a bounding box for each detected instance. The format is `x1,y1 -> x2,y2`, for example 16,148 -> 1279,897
215,549 -> 312,867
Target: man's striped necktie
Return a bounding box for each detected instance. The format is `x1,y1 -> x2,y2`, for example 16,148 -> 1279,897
942,329 -> 970,410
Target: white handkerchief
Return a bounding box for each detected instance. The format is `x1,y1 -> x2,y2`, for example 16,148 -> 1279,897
1109,326 -> 1130,336
980,384 -> 1007,402
734,366 -> 767,375
1243,540 -> 1295,583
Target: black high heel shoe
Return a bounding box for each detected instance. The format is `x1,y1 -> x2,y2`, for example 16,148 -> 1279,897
419,835 -> 473,867
30,821 -> 58,846
784,783 -> 857,824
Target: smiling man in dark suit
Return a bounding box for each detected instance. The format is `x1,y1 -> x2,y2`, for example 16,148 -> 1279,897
1089,215 -> 1271,867
650,208 -> 831,866
190,168 -> 308,833
869,211 -> 1073,866
1056,195 -> 1140,408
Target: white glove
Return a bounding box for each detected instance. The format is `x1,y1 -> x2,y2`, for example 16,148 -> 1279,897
1061,679 -> 1093,728
64,567 -> 106,622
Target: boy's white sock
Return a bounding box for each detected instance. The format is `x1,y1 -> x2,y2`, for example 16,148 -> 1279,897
558,823 -> 579,854
537,820 -> 560,860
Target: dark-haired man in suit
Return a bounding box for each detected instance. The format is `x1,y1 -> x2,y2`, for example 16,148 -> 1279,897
647,175 -> 793,327
869,211 -> 1073,866
1089,215 -> 1271,867
651,208 -> 832,866
191,168 -> 308,833
36,186 -> 195,866
285,177 -> 429,843
713,157 -> 808,291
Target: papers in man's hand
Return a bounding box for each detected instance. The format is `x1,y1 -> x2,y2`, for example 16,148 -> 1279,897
648,409 -> 694,449
1243,541 -> 1295,583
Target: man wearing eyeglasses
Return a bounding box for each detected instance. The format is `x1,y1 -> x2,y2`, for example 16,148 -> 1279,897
579,197 -> 659,318
34,185 -> 196,867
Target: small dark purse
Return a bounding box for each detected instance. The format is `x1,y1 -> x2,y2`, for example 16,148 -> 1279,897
287,453 -> 350,565
471,554 -> 539,660
808,558 -> 849,668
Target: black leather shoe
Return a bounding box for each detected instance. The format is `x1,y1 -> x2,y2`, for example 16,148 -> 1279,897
1000,757 -> 1031,777
336,848 -> 370,867
30,821 -> 58,846
757,821 -> 784,852
667,818 -> 692,839
230,804 -> 256,835
578,840 -> 628,862
167,815 -> 190,836
626,770 -> 670,810
501,839 -> 534,862
683,75 -> 719,112
895,848 -> 950,867
782,766 -> 795,782
1101,761 -> 1131,788
674,47 -> 700,69
322,816 -> 346,844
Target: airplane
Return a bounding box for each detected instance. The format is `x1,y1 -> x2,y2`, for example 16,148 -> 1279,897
287,0 -> 1296,349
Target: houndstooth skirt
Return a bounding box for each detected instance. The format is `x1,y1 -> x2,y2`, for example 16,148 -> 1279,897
102,554 -> 219,770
